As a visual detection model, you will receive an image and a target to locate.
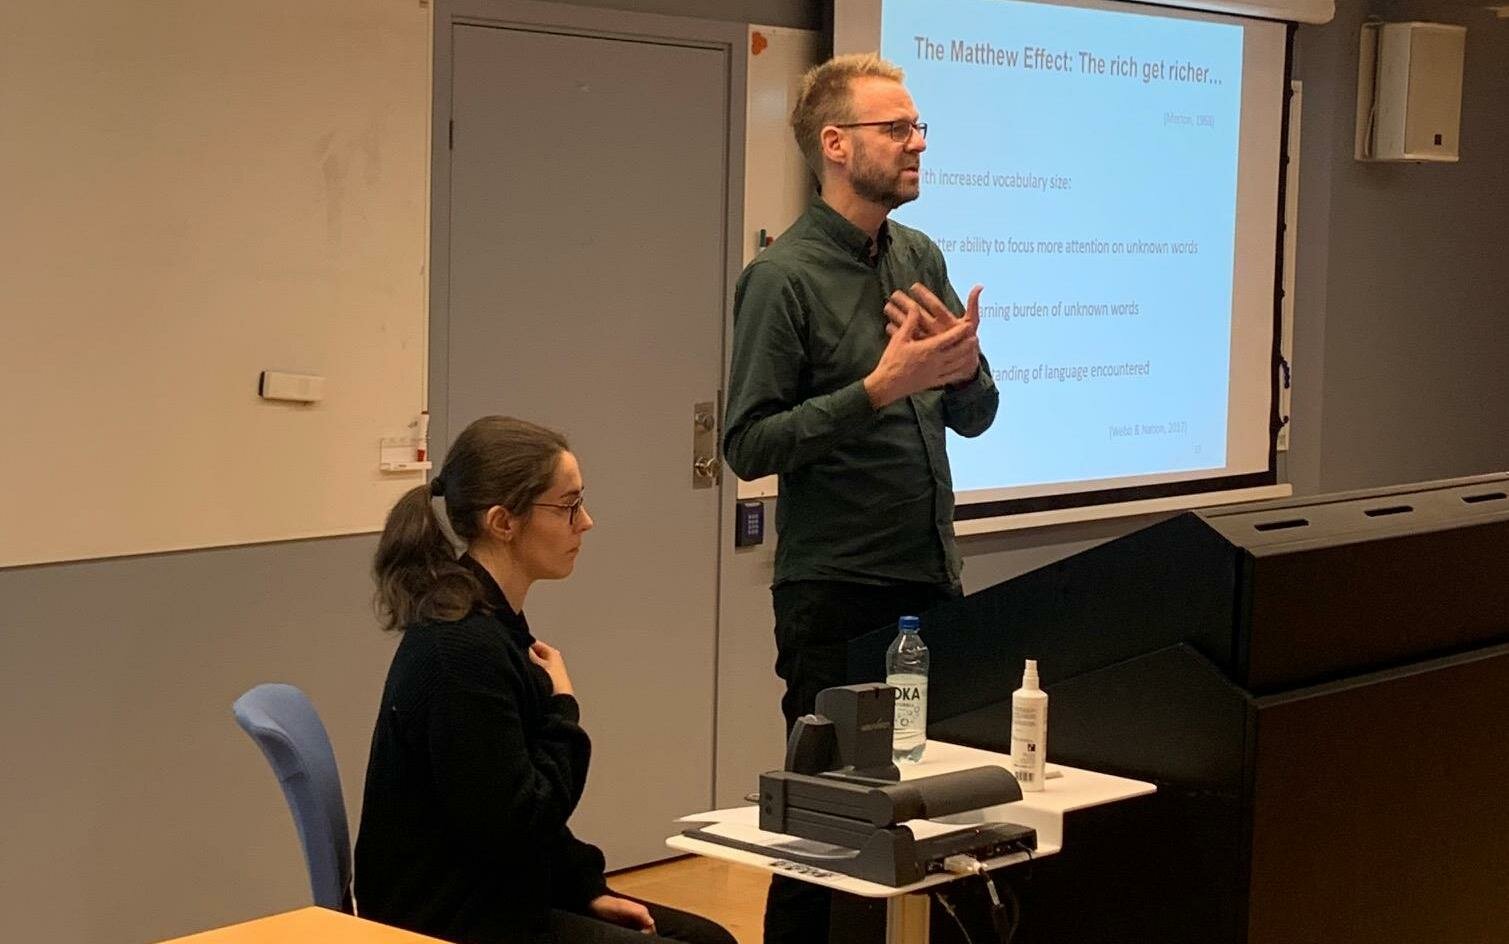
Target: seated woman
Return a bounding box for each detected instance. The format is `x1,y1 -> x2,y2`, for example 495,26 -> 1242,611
355,416 -> 735,944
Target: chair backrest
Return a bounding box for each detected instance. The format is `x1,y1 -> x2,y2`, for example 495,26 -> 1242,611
232,683 -> 354,913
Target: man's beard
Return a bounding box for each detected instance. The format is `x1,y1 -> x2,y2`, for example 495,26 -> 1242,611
850,141 -> 919,210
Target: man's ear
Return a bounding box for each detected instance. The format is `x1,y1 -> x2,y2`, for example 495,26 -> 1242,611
482,505 -> 516,543
819,125 -> 848,168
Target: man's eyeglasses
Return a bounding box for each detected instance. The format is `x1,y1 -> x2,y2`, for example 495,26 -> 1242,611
533,491 -> 587,526
832,119 -> 928,143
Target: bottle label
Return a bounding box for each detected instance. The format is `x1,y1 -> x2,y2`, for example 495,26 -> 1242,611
1010,701 -> 1048,790
1012,705 -> 1041,738
888,673 -> 928,739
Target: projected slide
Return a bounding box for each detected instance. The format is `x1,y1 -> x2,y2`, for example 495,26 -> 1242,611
881,0 -> 1245,493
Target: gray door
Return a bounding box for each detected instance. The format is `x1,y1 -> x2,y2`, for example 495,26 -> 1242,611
445,23 -> 727,866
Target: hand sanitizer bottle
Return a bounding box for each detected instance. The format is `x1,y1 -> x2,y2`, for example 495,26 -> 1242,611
1010,659 -> 1048,791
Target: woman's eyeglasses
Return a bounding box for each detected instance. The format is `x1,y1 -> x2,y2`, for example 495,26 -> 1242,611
533,491 -> 586,526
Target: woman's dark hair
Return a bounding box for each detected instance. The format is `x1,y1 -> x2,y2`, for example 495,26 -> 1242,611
373,415 -> 569,631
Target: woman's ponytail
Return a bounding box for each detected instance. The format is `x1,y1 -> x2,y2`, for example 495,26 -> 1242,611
371,416 -> 569,631
372,483 -> 483,632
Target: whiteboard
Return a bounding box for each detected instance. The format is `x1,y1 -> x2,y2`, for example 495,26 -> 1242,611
0,0 -> 431,567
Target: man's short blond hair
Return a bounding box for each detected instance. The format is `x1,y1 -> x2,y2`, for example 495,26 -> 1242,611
790,53 -> 905,178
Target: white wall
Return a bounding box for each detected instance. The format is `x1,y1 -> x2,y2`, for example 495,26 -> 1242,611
0,0 -> 431,567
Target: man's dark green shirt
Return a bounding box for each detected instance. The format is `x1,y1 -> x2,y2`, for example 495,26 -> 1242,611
723,196 -> 999,589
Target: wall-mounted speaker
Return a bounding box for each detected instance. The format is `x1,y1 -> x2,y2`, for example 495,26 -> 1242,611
1355,21 -> 1467,162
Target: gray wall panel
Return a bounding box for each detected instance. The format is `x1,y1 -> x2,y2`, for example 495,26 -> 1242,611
1304,0 -> 1509,491
1285,3 -> 1351,498
0,536 -> 394,943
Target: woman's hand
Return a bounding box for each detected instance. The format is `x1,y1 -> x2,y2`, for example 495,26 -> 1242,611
588,894 -> 655,934
528,640 -> 575,697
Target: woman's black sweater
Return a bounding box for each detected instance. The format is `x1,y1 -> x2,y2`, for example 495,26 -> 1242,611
354,558 -> 607,943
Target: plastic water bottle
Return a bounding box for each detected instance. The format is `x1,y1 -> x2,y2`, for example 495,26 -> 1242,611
886,615 -> 930,762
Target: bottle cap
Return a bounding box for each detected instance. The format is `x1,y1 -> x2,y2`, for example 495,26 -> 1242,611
1022,659 -> 1040,690
898,615 -> 920,633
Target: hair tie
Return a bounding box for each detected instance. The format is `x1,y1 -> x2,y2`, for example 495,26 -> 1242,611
430,473 -> 446,497
429,492 -> 466,559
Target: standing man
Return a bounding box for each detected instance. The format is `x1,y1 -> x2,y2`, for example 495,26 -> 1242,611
722,53 -> 999,942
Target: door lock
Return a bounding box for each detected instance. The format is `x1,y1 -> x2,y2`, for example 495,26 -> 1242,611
691,400 -> 720,489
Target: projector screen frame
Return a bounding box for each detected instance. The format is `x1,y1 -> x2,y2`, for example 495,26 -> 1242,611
825,0 -> 1299,528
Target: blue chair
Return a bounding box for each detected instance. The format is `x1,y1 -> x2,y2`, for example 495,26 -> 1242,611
232,683 -> 354,913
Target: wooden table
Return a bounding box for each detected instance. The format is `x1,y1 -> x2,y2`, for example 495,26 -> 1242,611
156,907 -> 447,944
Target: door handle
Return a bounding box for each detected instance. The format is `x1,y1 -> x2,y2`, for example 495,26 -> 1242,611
691,400 -> 720,489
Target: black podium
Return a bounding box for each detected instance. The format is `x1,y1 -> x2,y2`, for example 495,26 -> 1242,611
849,474 -> 1509,944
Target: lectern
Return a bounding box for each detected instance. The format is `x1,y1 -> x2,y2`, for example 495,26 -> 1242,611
850,474 -> 1509,944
